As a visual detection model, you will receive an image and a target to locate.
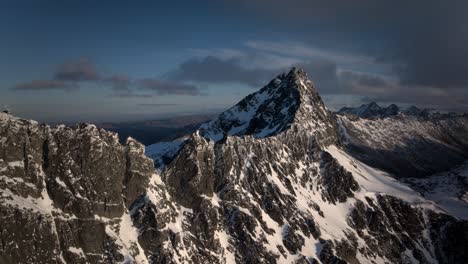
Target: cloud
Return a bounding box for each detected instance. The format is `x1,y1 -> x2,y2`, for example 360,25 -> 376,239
12,59 -> 201,97
296,60 -> 339,90
230,1 -> 468,91
167,56 -> 278,87
169,44 -> 468,111
214,0 -> 468,112
363,86 -> 468,111
170,43 -> 385,93
105,74 -> 201,96
54,58 -> 100,81
245,40 -> 373,66
112,91 -> 152,98
188,48 -> 302,70
335,70 -> 468,110
138,78 -> 201,95
105,74 -> 131,90
12,58 -> 99,91
167,48 -> 341,91
337,70 -> 397,94
12,79 -> 74,90
138,103 -> 179,107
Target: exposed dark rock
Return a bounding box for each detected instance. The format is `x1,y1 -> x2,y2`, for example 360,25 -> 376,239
123,137 -> 153,207
319,151 -> 359,203
282,225 -> 305,254
0,112 -> 154,263
428,212 -> 468,264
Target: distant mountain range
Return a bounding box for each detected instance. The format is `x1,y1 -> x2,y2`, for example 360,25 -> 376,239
1,68 -> 467,264
337,102 -> 465,119
98,114 -> 215,145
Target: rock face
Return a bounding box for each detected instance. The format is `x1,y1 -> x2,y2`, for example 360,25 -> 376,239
1,68 -> 468,264
0,113 -> 152,263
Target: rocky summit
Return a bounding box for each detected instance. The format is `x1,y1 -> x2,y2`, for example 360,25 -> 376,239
1,68 -> 468,264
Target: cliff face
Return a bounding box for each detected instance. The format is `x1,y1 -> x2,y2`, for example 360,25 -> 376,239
0,112 -> 153,263
1,68 -> 467,264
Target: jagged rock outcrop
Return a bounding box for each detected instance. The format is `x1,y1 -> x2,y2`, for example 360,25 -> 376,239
0,112 -> 152,263
1,68 -> 467,264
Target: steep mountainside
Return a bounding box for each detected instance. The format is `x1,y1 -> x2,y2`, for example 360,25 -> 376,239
337,110 -> 468,178
1,68 -> 467,264
199,69 -> 337,145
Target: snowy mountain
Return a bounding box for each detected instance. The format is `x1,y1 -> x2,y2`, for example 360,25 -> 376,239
337,109 -> 468,178
402,161 -> 468,219
1,68 -> 467,264
338,102 -> 400,118
199,68 -> 337,146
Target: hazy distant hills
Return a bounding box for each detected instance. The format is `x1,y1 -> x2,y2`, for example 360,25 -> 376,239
98,114 -> 216,145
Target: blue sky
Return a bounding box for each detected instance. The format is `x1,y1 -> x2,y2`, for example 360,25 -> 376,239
1,0 -> 467,122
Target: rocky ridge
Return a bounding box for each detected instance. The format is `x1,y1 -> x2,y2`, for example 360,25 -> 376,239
337,108 -> 468,178
0,112 -> 152,263
337,102 -> 466,119
338,102 -> 400,118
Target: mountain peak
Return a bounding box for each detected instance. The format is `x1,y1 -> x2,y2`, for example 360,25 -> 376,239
287,66 -> 308,78
199,68 -> 339,146
367,102 -> 380,108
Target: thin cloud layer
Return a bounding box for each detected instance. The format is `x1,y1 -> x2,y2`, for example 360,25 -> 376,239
167,56 -> 276,87
54,58 -> 100,81
13,79 -> 73,90
138,78 -> 200,95
105,74 -> 132,91
12,59 -> 202,97
167,37 -> 468,111
167,46 -> 365,95
215,0 -> 468,110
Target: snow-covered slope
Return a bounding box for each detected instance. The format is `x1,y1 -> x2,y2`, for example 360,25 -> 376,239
145,139 -> 185,170
337,112 -> 468,178
403,161 -> 468,219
